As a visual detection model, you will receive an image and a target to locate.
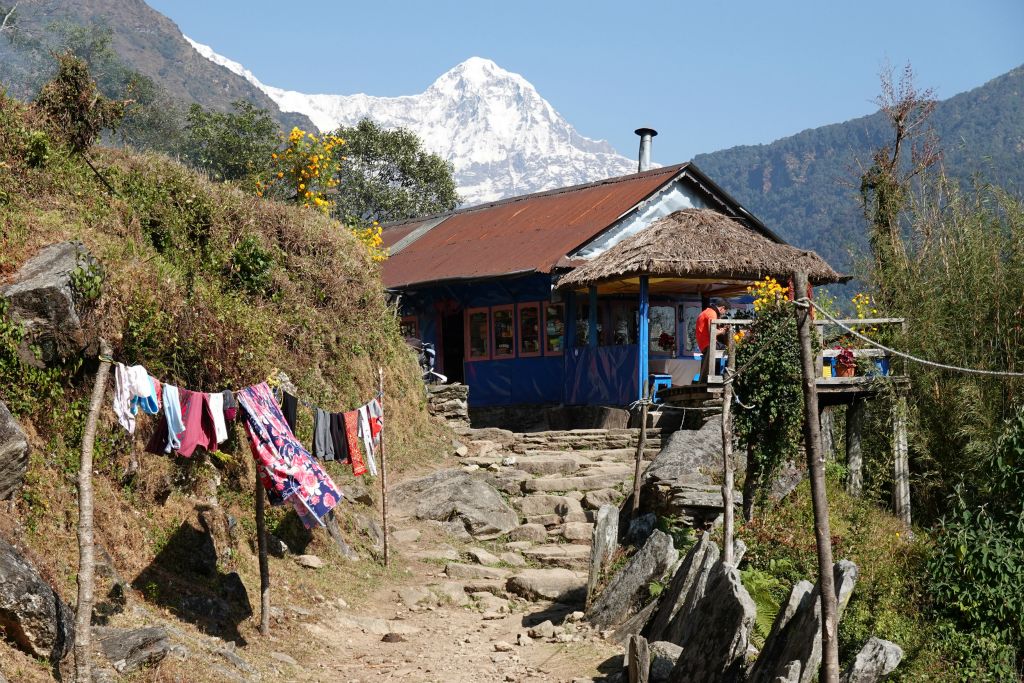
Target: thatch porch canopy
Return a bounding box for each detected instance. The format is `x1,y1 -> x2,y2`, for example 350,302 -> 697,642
557,208 -> 846,293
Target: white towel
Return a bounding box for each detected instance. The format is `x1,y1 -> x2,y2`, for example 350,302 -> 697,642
208,392 -> 228,444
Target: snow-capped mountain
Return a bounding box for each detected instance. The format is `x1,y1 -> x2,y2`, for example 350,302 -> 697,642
186,39 -> 637,205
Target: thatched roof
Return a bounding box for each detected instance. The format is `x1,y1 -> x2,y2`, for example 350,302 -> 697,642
557,208 -> 845,289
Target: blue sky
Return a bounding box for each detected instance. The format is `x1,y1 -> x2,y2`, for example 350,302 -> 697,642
149,0 -> 1024,163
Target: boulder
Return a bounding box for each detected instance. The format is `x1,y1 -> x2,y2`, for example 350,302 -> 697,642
562,521 -> 594,541
444,563 -> 509,581
391,469 -> 518,539
0,241 -> 89,365
295,554 -> 324,569
0,400 -> 28,500
583,488 -> 619,510
649,641 -> 681,682
0,537 -> 74,661
508,524 -> 548,544
506,568 -> 587,603
644,532 -> 720,644
587,530 -> 677,630
626,513 -> 657,545
93,626 -> 172,674
748,560 -> 860,683
627,634 -> 650,683
521,544 -> 591,569
197,505 -> 236,568
515,454 -> 581,475
466,547 -> 502,567
640,417 -> 741,527
430,582 -> 470,607
586,504 -> 619,604
523,471 -> 631,493
841,637 -> 904,683
669,562 -> 757,683
517,494 -> 586,521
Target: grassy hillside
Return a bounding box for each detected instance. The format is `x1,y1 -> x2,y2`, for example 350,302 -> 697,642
0,87 -> 446,680
695,65 -> 1024,270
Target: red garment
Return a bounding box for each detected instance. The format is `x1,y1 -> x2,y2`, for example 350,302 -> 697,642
343,410 -> 367,476
176,389 -> 219,457
695,307 -> 719,353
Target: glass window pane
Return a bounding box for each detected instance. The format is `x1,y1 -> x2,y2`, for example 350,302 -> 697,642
468,310 -> 490,359
610,301 -> 637,346
649,305 -> 677,355
574,302 -> 590,347
519,305 -> 541,355
545,304 -> 565,354
493,308 -> 514,358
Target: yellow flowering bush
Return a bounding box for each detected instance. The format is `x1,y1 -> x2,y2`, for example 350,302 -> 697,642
351,221 -> 387,263
750,276 -> 788,313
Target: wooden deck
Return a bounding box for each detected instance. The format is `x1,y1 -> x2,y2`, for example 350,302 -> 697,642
657,375 -> 910,408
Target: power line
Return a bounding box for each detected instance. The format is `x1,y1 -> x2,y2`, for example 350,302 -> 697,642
794,298 -> 1024,378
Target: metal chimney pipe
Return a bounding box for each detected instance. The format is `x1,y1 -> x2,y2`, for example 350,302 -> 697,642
635,127 -> 658,172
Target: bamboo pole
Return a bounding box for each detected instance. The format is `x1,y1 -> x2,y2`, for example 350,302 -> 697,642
794,272 -> 839,683
255,470 -> 270,635
75,339 -> 112,683
378,367 -> 390,568
721,334 -> 737,564
631,381 -> 649,516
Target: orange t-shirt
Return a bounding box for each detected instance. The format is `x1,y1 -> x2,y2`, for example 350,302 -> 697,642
695,307 -> 719,352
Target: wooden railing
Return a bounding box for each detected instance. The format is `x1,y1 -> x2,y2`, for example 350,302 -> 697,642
703,317 -> 907,385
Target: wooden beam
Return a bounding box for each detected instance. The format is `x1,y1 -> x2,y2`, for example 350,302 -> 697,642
846,399 -> 864,496
893,395 -> 911,526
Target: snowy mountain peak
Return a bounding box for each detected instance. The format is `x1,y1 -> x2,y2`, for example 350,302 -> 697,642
186,43 -> 638,205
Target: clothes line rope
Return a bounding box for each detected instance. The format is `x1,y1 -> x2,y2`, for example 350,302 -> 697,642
794,297 -> 1024,378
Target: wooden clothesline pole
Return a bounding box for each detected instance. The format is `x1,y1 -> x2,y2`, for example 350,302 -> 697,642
255,468 -> 270,636
378,367 -> 390,568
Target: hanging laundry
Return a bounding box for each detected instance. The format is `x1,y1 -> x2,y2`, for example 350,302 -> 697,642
330,412 -> 349,464
356,404 -> 378,476
282,392 -> 298,433
343,410 -> 367,477
236,382 -> 341,529
175,389 -> 219,458
208,392 -> 229,444
145,383 -> 185,454
112,363 -> 158,433
222,389 -> 237,421
313,408 -> 335,461
367,397 -> 383,444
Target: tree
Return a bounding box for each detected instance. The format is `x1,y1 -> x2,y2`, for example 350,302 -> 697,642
328,118 -> 459,225
34,52 -> 124,154
181,100 -> 279,182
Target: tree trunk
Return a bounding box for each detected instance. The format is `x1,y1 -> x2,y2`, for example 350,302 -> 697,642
379,367 -> 390,568
742,447 -> 758,524
721,334 -> 737,563
794,272 -> 840,683
75,339 -> 112,683
255,470 -> 270,635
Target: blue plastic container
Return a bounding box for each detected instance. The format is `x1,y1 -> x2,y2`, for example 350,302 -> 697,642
650,373 -> 672,403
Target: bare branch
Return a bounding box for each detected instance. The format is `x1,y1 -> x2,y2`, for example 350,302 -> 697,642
0,3 -> 18,33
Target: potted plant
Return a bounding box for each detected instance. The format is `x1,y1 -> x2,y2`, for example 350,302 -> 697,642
835,346 -> 856,377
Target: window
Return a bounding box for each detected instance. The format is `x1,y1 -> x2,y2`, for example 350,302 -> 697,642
465,307 -> 490,360
574,301 -> 590,347
518,303 -> 542,357
544,303 -> 565,355
399,316 -> 418,340
608,301 -> 637,346
492,305 -> 515,359
648,305 -> 677,355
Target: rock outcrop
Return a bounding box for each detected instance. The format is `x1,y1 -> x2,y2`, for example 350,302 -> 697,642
93,626 -> 174,674
586,504 -> 619,604
0,537 -> 74,661
391,469 -> 518,539
0,241 -> 90,366
841,637 -> 904,683
587,530 -> 677,630
748,560 -> 860,683
0,400 -> 29,500
643,532 -> 719,643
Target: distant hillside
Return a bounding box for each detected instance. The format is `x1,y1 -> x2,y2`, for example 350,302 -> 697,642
694,65 -> 1024,270
0,0 -> 313,131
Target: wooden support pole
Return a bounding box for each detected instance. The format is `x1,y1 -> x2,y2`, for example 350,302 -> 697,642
794,271 -> 840,683
75,339 -> 112,683
820,406 -> 836,462
893,395 -> 911,526
846,399 -> 864,496
255,470 -> 270,636
721,333 -> 737,564
631,381 -> 649,516
588,286 -> 598,349
379,367 -> 390,568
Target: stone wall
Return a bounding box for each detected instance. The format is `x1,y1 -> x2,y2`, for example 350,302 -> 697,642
427,383 -> 470,426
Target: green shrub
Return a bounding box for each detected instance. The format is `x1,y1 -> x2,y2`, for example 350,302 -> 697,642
228,234 -> 275,295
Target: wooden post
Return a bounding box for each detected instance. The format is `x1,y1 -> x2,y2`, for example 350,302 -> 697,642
820,406 -> 836,461
794,271 -> 840,683
846,399 -> 864,496
75,339 -> 112,683
255,469 -> 270,635
379,367 -> 390,568
893,394 -> 911,526
721,333 -> 737,564
631,380 -> 649,516
588,286 -> 598,349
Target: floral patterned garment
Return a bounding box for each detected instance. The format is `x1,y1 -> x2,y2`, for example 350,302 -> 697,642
236,382 -> 341,529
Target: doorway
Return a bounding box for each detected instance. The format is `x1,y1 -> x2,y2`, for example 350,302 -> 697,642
441,311 -> 465,384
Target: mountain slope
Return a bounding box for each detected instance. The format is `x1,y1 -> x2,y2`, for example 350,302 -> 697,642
188,43 -> 637,205
693,65 -> 1024,269
0,0 -> 313,131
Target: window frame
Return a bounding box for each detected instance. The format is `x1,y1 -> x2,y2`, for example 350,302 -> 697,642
647,302 -> 678,357
543,302 -> 566,356
516,302 -> 543,358
399,315 -> 419,340
464,306 -> 492,362
491,304 -> 516,360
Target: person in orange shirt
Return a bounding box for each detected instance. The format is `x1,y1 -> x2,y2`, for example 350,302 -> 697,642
696,300 -> 730,380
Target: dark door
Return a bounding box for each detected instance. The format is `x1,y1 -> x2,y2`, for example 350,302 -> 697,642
441,312 -> 465,384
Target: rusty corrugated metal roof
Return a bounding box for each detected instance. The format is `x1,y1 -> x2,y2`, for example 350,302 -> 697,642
381,164 -> 688,288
